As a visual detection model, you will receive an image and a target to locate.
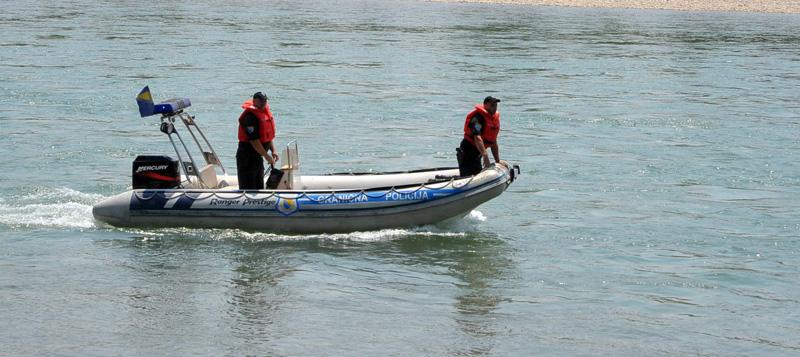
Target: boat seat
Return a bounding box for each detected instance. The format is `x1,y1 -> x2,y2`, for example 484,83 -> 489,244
198,164 -> 219,188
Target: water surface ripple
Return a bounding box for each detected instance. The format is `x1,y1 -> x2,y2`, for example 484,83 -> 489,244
1,0 -> 799,355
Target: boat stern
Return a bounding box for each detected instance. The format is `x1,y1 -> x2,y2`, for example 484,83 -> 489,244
92,191 -> 132,227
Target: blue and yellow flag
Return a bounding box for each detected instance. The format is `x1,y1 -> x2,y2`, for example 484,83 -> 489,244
136,86 -> 155,117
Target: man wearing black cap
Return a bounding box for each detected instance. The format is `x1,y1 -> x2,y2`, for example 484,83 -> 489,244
236,92 -> 279,190
458,96 -> 501,177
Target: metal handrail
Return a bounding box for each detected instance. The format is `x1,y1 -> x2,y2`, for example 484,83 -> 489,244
160,113 -> 209,188
284,139 -> 299,170
178,112 -> 228,175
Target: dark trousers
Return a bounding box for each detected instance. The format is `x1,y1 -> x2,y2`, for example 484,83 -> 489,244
458,138 -> 483,177
236,144 -> 264,190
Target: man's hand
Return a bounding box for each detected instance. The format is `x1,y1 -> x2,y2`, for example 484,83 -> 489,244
272,152 -> 280,163
482,154 -> 491,168
264,154 -> 276,166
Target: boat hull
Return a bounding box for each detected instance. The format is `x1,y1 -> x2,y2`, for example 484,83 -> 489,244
93,164 -> 517,233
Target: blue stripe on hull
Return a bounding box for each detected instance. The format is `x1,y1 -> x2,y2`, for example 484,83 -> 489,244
129,176 -> 505,217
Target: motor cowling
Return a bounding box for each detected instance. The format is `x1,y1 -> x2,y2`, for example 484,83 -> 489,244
132,155 -> 180,189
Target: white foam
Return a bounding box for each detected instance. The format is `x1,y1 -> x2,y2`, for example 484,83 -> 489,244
218,226 -> 468,242
122,226 -> 469,243
467,210 -> 487,222
0,187 -> 105,229
0,201 -> 96,229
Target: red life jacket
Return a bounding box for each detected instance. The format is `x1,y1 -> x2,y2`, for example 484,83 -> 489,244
237,99 -> 275,143
463,104 -> 500,146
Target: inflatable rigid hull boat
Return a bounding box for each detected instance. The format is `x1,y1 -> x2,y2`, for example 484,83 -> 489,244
93,164 -> 517,233
92,88 -> 519,233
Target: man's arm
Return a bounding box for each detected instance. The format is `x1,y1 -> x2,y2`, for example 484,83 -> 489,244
268,141 -> 279,163
250,140 -> 275,165
474,135 -> 491,168
490,142 -> 500,163
468,115 -> 491,168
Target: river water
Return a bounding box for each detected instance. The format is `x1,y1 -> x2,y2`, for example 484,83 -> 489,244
1,0 -> 799,355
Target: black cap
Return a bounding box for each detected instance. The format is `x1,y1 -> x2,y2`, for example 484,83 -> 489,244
484,96 -> 501,104
253,92 -> 267,101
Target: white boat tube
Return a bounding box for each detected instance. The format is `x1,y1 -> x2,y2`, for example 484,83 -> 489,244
93,162 -> 519,233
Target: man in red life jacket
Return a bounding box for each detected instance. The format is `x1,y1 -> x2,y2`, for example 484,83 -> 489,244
236,92 -> 279,190
458,96 -> 501,177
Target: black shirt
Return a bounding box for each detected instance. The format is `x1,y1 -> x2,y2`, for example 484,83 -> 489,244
467,113 -> 485,137
241,111 -> 261,141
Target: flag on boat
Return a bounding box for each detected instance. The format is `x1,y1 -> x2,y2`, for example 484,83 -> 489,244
136,86 -> 154,117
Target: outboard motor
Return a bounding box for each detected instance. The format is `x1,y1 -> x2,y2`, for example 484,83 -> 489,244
132,155 -> 180,189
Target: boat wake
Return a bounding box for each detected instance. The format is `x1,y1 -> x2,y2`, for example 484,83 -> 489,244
220,219 -> 484,242
0,187 -> 105,229
119,211 -> 487,242
125,227 -> 471,242
0,187 -> 486,241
